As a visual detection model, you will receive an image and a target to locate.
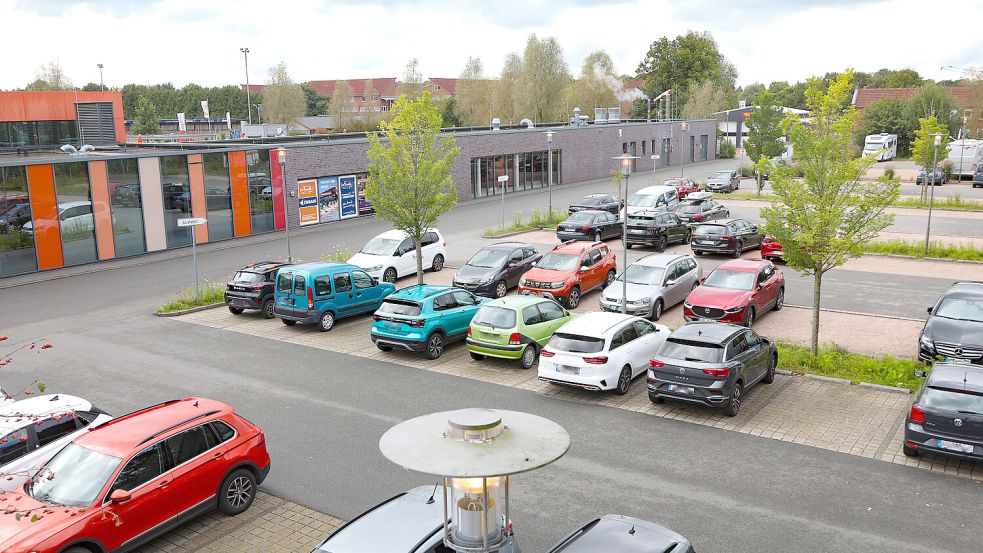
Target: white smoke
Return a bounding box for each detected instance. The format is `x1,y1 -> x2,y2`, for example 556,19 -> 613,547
592,62 -> 644,103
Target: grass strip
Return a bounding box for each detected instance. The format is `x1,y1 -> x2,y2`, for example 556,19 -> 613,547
483,208 -> 569,237
863,239 -> 982,262
776,342 -> 923,392
155,282 -> 225,313
727,191 -> 983,211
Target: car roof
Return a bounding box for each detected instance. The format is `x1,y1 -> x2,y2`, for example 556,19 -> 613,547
241,261 -> 290,272
633,185 -> 675,196
280,262 -> 360,274
390,284 -> 452,301
942,281 -> 983,300
716,258 -> 768,272
315,486 -> 442,553
634,253 -> 688,268
486,295 -> 555,309
57,201 -> 92,210
670,322 -> 745,343
566,209 -> 605,216
483,242 -> 530,251
548,514 -> 689,553
74,397 -> 231,457
927,362 -> 983,391
0,394 -> 94,432
696,218 -> 739,226
555,312 -> 637,337
375,228 -> 439,240
552,241 -> 602,255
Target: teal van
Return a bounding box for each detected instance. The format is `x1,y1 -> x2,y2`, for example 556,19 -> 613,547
274,262 -> 396,331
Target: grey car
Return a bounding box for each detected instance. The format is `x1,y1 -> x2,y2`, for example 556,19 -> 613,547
599,253 -> 702,320
545,514 -> 695,553
705,170 -> 740,193
904,362 -> 983,461
648,322 -> 778,416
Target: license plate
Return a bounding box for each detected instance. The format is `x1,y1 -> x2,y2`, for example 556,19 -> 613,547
629,229 -> 646,235
230,299 -> 248,307
383,321 -> 400,330
480,332 -> 499,340
667,384 -> 695,395
697,317 -> 714,322
602,305 -> 618,312
938,439 -> 974,453
695,240 -> 712,245
562,227 -> 575,232
557,365 -> 580,375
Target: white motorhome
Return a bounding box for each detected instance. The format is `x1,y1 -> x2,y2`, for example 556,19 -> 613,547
946,138 -> 983,179
863,133 -> 898,161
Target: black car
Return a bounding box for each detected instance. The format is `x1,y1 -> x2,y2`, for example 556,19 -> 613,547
225,261 -> 292,318
569,193 -> 620,215
556,210 -> 622,242
690,219 -> 762,258
625,210 -> 691,251
546,514 -> 695,553
0,203 -> 32,233
648,322 -> 777,417
916,170 -> 947,185
904,362 -> 983,461
674,195 -> 729,225
453,242 -> 541,298
919,282 -> 983,365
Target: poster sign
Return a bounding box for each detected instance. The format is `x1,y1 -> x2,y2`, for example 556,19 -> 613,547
297,179 -> 320,226
356,173 -> 374,215
318,177 -> 340,222
226,111 -> 232,130
177,113 -> 187,132
201,100 -> 210,119
339,175 -> 358,219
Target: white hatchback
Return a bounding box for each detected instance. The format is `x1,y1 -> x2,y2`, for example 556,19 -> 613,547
538,312 -> 669,395
348,228 -> 447,283
0,394 -> 112,488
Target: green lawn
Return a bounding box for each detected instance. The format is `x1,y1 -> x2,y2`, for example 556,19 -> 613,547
483,208 -> 568,237
863,240 -> 982,262
776,343 -> 923,391
155,282 -> 225,313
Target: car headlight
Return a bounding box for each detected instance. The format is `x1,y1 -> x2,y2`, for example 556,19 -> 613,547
519,277 -> 527,286
365,265 -> 383,272
724,305 -> 745,314
920,334 -> 934,350
551,282 -> 565,289
478,276 -> 494,285
639,297 -> 652,304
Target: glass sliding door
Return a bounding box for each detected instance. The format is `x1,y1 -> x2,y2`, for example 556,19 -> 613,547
0,166 -> 37,276
54,162 -> 97,266
107,158 -> 146,258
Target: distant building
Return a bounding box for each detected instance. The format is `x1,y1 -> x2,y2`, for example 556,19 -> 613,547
713,106 -> 809,149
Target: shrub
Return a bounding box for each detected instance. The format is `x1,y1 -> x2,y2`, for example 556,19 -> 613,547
738,164 -> 755,178
847,144 -> 862,159
155,281 -> 225,313
883,166 -> 895,180
322,245 -> 355,263
718,141 -> 736,159
941,160 -> 954,182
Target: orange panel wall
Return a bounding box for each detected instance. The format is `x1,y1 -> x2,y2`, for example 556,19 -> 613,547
187,154 -> 208,243
0,91 -> 126,142
87,160 -> 116,260
26,165 -> 64,270
229,151 -> 252,237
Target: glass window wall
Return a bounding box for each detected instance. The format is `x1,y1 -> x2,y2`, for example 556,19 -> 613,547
54,162 -> 97,266
247,149 -> 274,233
470,150 -> 561,198
203,153 -> 233,242
107,158 -> 146,257
0,121 -> 78,148
160,155 -> 192,248
0,166 -> 36,277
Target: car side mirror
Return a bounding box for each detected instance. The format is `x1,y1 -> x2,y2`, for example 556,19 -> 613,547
110,489 -> 132,503
508,261 -> 517,268
751,225 -> 758,233
926,306 -> 933,314
579,267 -> 589,273
372,277 -> 379,286
914,370 -> 927,378
665,279 -> 676,286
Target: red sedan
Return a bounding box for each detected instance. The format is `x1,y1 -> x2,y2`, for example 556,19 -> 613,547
664,177 -> 700,199
761,236 -> 784,262
683,258 -> 785,327
0,398 -> 270,553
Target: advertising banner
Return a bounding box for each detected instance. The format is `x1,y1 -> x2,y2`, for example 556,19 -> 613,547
317,177 -> 340,222
297,179 -> 320,226
201,100 -> 210,119
177,113 -> 187,132
339,175 -> 358,219
356,173 -> 374,215
226,112 -> 232,131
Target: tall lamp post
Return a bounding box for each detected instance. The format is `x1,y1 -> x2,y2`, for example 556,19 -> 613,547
96,64 -> 104,91
277,147 -> 292,262
545,130 -> 554,224
241,47 -> 252,125
924,133 -> 942,256
614,153 -> 639,314
679,122 -> 689,178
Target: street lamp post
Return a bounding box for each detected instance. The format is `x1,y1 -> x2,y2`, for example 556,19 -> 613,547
679,122 -> 689,178
255,104 -> 263,124
241,47 -> 252,125
277,147 -> 292,262
96,64 -> 104,91
924,133 -> 942,256
614,153 -> 639,314
545,130 -> 554,224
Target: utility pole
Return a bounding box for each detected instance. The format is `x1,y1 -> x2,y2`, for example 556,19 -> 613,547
97,64 -> 104,91
924,133 -> 942,256
241,47 -> 252,125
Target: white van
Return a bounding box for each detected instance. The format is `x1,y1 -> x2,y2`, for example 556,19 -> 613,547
624,185 -> 680,217
947,138 -> 983,179
348,228 -> 447,283
863,133 -> 898,161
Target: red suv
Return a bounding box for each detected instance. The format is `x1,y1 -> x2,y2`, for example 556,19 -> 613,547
0,398 -> 270,553
683,258 -> 785,327
518,241 -> 617,308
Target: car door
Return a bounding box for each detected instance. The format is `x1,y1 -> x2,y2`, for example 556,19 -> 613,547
662,214 -> 680,243
603,195 -> 618,214
742,331 -> 769,384
291,273 -> 308,315
586,249 -> 604,290
330,271 -> 356,315
632,320 -> 666,372
612,323 -> 643,375
395,237 -> 416,277
420,232 -> 438,269
759,264 -> 780,311
730,171 -> 739,190
100,443 -> 175,551
664,262 -> 686,306
352,269 -> 383,312
748,221 -> 763,247
159,423 -> 225,519
725,332 -> 756,385
533,300 -> 569,345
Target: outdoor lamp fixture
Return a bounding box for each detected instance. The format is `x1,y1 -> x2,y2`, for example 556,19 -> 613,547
276,147 -> 292,263
545,130 -> 555,224
380,408 -> 570,553
614,153 -> 639,314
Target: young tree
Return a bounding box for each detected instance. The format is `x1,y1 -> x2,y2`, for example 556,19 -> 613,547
855,98 -> 912,153
365,91 -> 461,285
761,72 -> 900,355
262,62 -> 306,125
400,58 -> 425,99
330,80 -> 356,132
133,95 -> 161,135
518,34 -> 571,123
454,57 -> 492,126
911,115 -> 951,199
744,90 -> 786,194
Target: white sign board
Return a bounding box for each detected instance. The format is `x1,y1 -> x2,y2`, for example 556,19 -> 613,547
201,100 -> 210,119
177,217 -> 207,227
497,175 -> 509,182
177,112 -> 187,132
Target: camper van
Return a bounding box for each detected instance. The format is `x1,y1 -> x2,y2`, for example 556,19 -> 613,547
863,133 -> 898,161
947,138 -> 983,180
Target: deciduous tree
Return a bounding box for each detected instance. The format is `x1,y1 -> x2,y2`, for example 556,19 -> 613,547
301,84 -> 330,116
454,57 -> 492,126
680,81 -> 731,119
855,98 -> 912,154
262,62 -> 306,125
330,80 -> 356,132
905,83 -> 958,136
25,60 -> 73,91
492,53 -> 522,124
564,50 -> 619,115
911,115 -> 951,199
744,91 -> 786,171
518,34 -> 571,123
133,95 -> 161,135
635,31 -> 735,112
400,58 -> 425,100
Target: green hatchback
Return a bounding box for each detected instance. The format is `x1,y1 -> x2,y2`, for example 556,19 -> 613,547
466,295 -> 575,369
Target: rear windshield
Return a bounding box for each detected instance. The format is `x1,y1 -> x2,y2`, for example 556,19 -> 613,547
678,205 -> 701,214
565,212 -> 595,223
377,300 -> 422,317
472,306 -> 517,329
578,196 -> 603,205
276,273 -> 292,293
548,333 -> 604,353
660,338 -> 724,363
922,387 -> 983,415
233,271 -> 264,284
694,224 -> 727,235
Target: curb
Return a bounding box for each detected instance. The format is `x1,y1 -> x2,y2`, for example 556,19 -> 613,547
154,302 -> 224,317
482,227 -> 550,239
858,382 -> 912,395
775,370 -> 912,394
783,303 -> 923,323
860,252 -> 983,265
803,373 -> 852,385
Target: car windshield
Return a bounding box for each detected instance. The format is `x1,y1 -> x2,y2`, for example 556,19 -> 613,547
934,298 -> 983,323
28,443 -> 121,507
233,271 -> 264,284
664,179 -> 683,186
578,196 -> 602,205
565,212 -> 595,224
361,237 -> 400,256
377,300 -> 422,317
703,269 -> 755,291
548,333 -> 604,353
537,253 -> 579,271
660,338 -> 724,363
711,171 -> 731,179
628,194 -> 660,208
678,205 -> 702,214
619,265 -> 666,286
472,306 -> 517,328
467,249 -> 509,268
922,387 -> 983,415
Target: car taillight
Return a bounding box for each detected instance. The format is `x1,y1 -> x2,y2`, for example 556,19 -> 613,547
408,319 -> 426,328
251,284 -> 264,291
557,225 -> 562,231
373,314 -> 383,322
226,281 -> 234,290
909,405 -> 925,424
540,349 -> 555,357
583,356 -> 608,364
649,359 -> 665,368
509,333 -> 521,345
582,226 -> 590,232
307,287 -> 314,309
692,215 -> 704,221
721,235 -> 734,242
468,327 -> 472,337
702,367 -> 730,377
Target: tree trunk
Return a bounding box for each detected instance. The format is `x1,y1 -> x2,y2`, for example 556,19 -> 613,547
811,270 -> 822,356
415,238 -> 424,285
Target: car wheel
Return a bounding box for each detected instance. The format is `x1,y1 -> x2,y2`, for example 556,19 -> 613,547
743,306 -> 756,327
649,394 -> 666,404
470,351 -> 485,361
64,548 -> 92,553
218,468 -> 257,515
692,281 -> 699,291
318,311 -> 335,332
261,299 -> 275,319
625,242 -> 632,249
519,345 -> 537,369
657,236 -> 667,252
732,240 -> 743,258
724,382 -> 743,417
377,343 -> 393,352
383,268 -> 398,283
774,287 -> 785,311
593,231 -> 602,243
494,281 -> 508,298
424,332 -> 445,360
615,365 -> 632,395
605,270 -> 617,288
683,230 -> 692,244
566,287 -> 581,309
762,353 -> 777,384
651,299 -> 664,321
902,444 -> 919,457
432,254 -> 444,272
281,319 -> 296,326
228,306 -> 244,315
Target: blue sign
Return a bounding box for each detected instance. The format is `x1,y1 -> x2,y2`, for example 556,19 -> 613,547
298,196 -> 318,208
339,175 -> 358,219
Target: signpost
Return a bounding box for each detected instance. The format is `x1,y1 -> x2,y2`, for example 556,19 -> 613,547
498,175 -> 509,230
178,217 -> 207,302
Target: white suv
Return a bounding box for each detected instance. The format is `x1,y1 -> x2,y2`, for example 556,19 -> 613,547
348,228 -> 447,283
538,312 -> 669,395
0,394 -> 112,487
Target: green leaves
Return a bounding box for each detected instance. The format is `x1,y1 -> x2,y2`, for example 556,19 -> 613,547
911,115 -> 951,171
744,91 -> 785,161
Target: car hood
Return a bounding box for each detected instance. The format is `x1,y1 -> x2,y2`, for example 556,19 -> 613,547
0,491 -> 78,549
602,281 -> 661,302
924,316 -> 983,346
455,264 -> 500,283
348,252 -> 391,268
523,268 -> 573,282
687,285 -> 751,310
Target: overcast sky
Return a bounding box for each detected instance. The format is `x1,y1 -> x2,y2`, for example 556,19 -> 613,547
3,0 -> 980,90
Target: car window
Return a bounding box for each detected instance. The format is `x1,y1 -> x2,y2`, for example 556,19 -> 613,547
667,190 -> 678,202
621,323 -> 639,344
433,293 -> 458,311
314,275 -> 332,296
686,258 -> 697,271
110,445 -> 164,495
378,300 -> 422,317
264,270 -> 278,282
656,195 -> 666,207
36,416 -> 79,447
633,320 -> 656,336
580,254 -> 591,269
397,238 -> 414,255
352,270 -> 374,289
508,249 -> 525,264
422,232 -> 438,247
523,247 -> 537,259
726,333 -> 749,360
757,268 -> 769,285
523,305 -> 543,325
0,428 -> 28,465
537,301 -> 566,322
609,332 -> 624,350
163,425 -> 216,467
666,264 -> 681,282
277,272 -> 292,293
589,250 -> 601,266
292,275 -> 306,295
600,246 -> 609,256
209,421 -> 236,443
334,272 -> 353,293
744,332 -> 762,348
452,291 -> 477,306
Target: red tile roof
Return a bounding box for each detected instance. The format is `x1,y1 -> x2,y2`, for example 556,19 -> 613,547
855,87 -> 973,110
427,77 -> 459,95
241,77 -> 460,99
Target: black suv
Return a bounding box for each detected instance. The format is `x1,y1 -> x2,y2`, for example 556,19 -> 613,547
919,281 -> 983,365
648,322 -> 778,416
625,211 -> 691,251
225,261 -> 292,318
904,362 -> 983,461
974,166 -> 983,188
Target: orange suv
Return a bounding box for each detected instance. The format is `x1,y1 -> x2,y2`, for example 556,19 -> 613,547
518,240 -> 617,308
